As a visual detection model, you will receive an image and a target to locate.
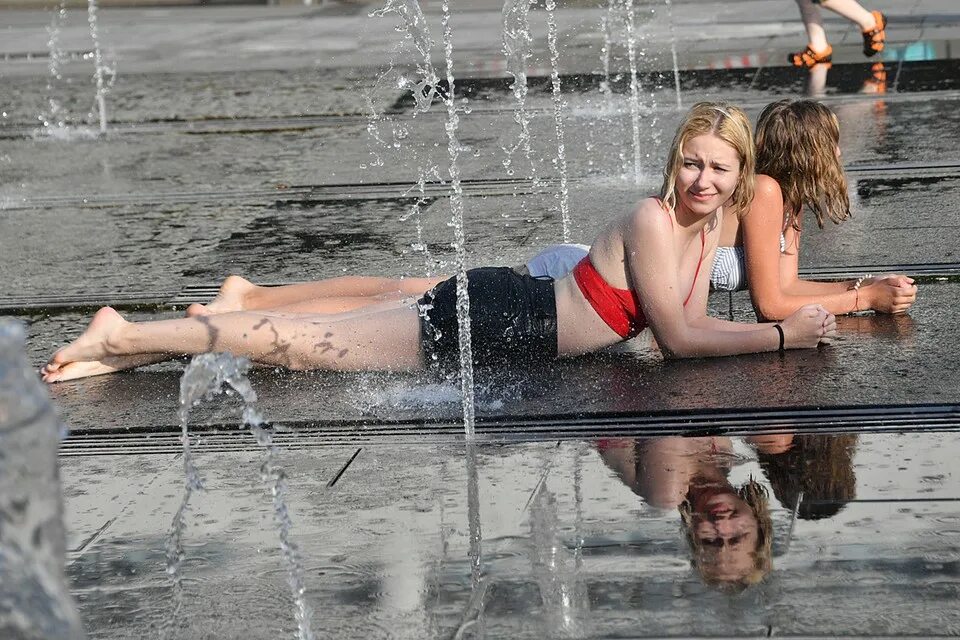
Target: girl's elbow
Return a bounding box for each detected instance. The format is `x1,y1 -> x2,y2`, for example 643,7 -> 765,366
657,335 -> 697,359
753,298 -> 791,322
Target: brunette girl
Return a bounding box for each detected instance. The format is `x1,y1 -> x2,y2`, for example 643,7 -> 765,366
718,99 -> 916,320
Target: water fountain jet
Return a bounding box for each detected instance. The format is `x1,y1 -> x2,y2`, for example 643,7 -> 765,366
624,0 -> 644,184
501,0 -> 539,189
545,0 -> 572,241
86,0 -> 109,135
163,353 -> 314,640
440,0 -> 476,438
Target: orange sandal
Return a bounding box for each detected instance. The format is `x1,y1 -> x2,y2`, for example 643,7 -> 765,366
862,62 -> 887,94
862,10 -> 887,57
788,44 -> 833,68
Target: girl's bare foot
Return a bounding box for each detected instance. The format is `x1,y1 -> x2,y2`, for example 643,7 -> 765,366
205,275 -> 256,314
185,303 -> 213,318
41,353 -> 170,383
42,307 -> 128,381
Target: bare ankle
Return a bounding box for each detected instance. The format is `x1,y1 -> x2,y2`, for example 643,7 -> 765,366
103,324 -> 126,356
101,316 -> 130,357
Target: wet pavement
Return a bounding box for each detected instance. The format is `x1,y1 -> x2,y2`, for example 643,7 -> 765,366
2,0 -> 960,637
63,433 -> 960,639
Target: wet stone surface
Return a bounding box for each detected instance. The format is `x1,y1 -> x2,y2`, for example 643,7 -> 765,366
61,432 -> 960,639
16,279 -> 957,430
2,169 -> 957,301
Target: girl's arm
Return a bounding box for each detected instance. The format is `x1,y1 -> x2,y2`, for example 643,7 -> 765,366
626,204 -> 833,358
742,176 -> 916,320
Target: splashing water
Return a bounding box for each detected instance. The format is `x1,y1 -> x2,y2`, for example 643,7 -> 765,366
545,0 -> 572,242
400,167 -> 440,274
0,320 -> 85,640
41,1 -> 69,133
623,0 -> 644,184
86,0 -> 109,134
370,0 -> 445,272
599,0 -> 617,108
162,353 -> 314,640
440,0 -> 476,438
452,442 -> 486,638
501,0 -> 538,188
665,0 -> 682,109
528,485 -> 588,636
572,448 -> 584,572
371,0 -> 440,116
362,77 -> 390,170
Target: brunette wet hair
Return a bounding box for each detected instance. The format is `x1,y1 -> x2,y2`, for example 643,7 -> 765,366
755,99 -> 851,230
758,434 -> 858,520
661,102 -> 756,217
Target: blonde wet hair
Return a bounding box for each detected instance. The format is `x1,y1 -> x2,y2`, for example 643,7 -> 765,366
660,102 -> 756,217
755,99 -> 850,230
678,477 -> 774,593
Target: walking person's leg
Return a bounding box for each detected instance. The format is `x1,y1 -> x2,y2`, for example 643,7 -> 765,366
794,0 -> 831,58
790,0 -> 886,67
820,0 -> 886,56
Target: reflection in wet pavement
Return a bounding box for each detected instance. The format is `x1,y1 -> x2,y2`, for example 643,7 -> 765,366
62,432 -> 960,638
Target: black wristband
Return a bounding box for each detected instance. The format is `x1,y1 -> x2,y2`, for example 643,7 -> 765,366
773,324 -> 785,353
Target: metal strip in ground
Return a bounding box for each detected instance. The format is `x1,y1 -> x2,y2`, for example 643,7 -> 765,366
58,402 -> 960,456
3,157 -> 957,213
4,261 -> 958,313
0,176 -> 559,211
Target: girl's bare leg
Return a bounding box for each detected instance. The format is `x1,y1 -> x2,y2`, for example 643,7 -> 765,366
199,275 -> 445,315
796,0 -> 878,52
189,290 -> 421,317
43,304 -> 424,382
819,0 -> 877,30
795,0 -> 830,51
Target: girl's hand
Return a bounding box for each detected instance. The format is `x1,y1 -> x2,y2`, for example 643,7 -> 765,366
862,278 -> 918,314
780,304 -> 836,348
863,273 -> 914,288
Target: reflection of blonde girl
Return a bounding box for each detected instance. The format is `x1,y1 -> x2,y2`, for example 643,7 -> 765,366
597,436 -> 786,591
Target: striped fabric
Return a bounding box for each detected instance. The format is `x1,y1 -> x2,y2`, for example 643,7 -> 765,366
711,246 -> 748,292
710,232 -> 786,292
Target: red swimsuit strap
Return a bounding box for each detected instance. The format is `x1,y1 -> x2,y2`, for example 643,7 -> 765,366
655,196 -> 707,307
682,228 -> 706,307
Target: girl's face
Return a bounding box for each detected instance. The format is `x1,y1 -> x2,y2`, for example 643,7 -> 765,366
675,133 -> 741,216
690,489 -> 761,582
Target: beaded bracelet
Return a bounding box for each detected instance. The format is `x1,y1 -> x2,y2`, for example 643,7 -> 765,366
851,275 -> 870,311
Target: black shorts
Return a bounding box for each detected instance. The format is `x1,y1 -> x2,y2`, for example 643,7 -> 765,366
418,267 -> 558,371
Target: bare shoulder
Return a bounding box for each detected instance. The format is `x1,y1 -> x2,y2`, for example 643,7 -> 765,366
627,197 -> 672,235
755,174 -> 784,200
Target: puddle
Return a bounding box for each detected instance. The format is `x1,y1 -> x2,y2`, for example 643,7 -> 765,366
61,432 -> 960,638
